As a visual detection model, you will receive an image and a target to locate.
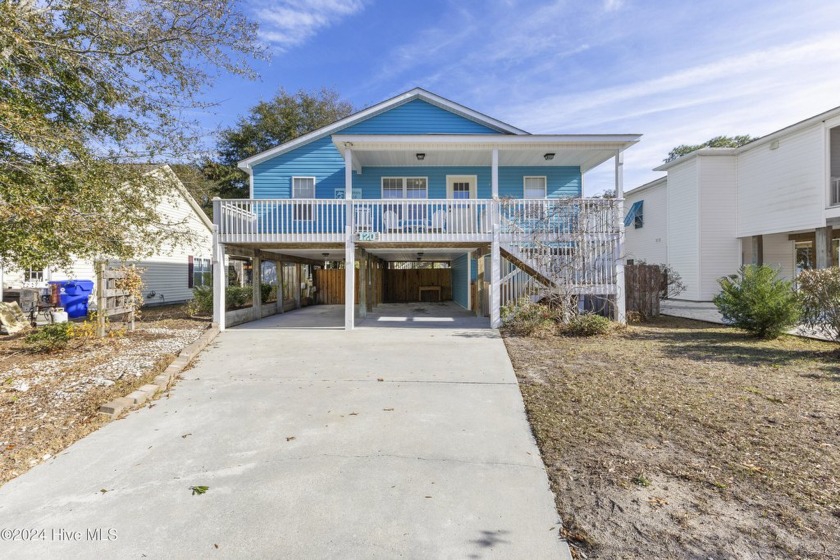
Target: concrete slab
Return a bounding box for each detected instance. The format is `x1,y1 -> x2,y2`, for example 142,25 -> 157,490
660,299 -> 832,340
0,306 -> 569,559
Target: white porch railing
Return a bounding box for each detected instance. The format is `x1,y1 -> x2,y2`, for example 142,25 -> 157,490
500,258 -> 547,309
215,198 -> 620,257
498,198 -> 620,294
217,199 -> 347,244
831,177 -> 840,206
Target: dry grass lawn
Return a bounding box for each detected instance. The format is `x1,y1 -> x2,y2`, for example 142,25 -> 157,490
504,316 -> 840,560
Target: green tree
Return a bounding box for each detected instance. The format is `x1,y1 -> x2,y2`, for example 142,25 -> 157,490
0,0 -> 262,271
713,265 -> 802,339
664,135 -> 755,163
204,88 -> 355,198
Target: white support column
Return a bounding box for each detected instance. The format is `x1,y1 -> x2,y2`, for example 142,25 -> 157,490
489,196 -> 502,328
211,223 -> 226,331
345,241 -> 355,330
614,151 -> 626,324
252,255 -> 262,321
491,148 -> 499,199
344,146 -> 355,330
816,226 -> 834,269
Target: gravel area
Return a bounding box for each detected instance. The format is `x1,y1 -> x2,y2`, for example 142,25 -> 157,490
0,306 -> 208,486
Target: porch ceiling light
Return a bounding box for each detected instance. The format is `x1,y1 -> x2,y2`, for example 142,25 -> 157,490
544,153 -> 555,160
416,153 -> 425,160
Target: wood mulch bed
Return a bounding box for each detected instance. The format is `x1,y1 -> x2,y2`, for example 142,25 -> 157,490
503,316 -> 840,560
0,304 -> 209,487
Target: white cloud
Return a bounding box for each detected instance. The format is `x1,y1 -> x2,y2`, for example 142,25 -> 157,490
251,0 -> 367,51
603,0 -> 624,12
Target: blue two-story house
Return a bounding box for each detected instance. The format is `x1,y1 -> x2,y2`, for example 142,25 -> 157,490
212,88 -> 640,330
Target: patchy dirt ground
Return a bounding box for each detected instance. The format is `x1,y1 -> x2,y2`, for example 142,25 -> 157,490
0,305 -> 209,486
504,316 -> 840,560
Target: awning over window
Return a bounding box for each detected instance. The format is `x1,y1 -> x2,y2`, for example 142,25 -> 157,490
624,200 -> 643,227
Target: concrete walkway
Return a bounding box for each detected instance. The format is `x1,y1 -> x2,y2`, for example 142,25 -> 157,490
660,299 -> 831,340
0,305 -> 569,559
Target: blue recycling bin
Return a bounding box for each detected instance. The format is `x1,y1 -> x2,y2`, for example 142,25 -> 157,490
49,280 -> 94,319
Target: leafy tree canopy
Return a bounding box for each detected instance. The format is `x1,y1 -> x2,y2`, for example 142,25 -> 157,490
664,135 -> 756,163
0,0 -> 262,270
203,88 -> 355,199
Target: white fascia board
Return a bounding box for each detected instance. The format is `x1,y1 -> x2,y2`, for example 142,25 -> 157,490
654,148 -> 738,172
738,104 -> 840,153
331,133 -> 641,152
237,88 -> 529,172
625,176 -> 667,196
152,165 -> 213,232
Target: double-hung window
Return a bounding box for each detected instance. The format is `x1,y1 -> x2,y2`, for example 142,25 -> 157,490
382,177 -> 428,223
193,258 -> 211,287
292,177 -> 316,221
524,176 -> 547,199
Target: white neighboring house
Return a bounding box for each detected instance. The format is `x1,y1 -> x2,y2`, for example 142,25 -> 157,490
0,165 -> 213,306
625,105 -> 840,302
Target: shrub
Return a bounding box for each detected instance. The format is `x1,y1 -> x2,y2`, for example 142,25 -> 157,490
25,322 -> 74,352
797,267 -> 840,341
260,283 -> 275,303
502,300 -> 559,337
713,265 -> 801,339
564,313 -> 611,337
188,285 -> 213,316
225,285 -> 250,310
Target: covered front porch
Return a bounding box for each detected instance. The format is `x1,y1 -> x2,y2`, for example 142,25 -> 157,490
743,223 -> 840,281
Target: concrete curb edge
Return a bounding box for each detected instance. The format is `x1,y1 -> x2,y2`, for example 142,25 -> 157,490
98,324 -> 221,418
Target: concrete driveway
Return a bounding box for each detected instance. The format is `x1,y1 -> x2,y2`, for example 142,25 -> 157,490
0,305 -> 570,559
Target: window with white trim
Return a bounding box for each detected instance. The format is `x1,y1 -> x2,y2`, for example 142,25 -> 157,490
523,176 -> 547,199
452,181 -> 471,200
381,177 -> 428,199
381,177 -> 428,221
193,258 -> 211,287
24,268 -> 45,283
292,176 -> 316,220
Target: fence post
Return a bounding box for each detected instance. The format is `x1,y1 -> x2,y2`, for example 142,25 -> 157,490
130,264 -> 136,331
95,260 -> 106,338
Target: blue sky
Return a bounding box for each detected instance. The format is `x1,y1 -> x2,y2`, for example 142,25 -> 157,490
200,0 -> 840,195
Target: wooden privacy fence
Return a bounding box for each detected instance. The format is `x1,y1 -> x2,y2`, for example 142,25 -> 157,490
315,269 -> 359,304
384,269 -> 451,303
624,263 -> 662,318
314,267 -> 451,304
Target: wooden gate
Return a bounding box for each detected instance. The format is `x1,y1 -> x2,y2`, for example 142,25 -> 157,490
624,263 -> 662,318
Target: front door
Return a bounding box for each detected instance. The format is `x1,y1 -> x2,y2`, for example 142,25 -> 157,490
446,175 -> 477,199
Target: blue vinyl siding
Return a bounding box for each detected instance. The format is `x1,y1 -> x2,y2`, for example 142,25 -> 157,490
252,137 -> 345,199
451,253 -> 470,309
255,159 -> 582,200
343,99 -> 501,135
250,99 -> 581,199
355,166 -> 580,199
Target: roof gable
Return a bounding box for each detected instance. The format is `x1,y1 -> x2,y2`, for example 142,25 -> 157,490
341,99 -> 502,135
239,88 -> 527,170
